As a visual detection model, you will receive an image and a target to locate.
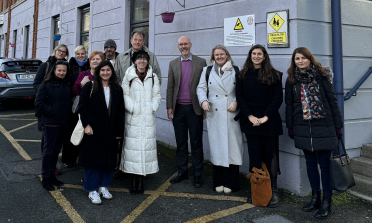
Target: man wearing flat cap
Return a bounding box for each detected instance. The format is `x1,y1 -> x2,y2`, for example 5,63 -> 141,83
114,29 -> 162,85
104,39 -> 119,66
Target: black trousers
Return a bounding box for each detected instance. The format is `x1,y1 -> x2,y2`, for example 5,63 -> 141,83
61,112 -> 80,164
173,104 -> 203,177
213,164 -> 240,192
42,126 -> 66,178
245,134 -> 279,180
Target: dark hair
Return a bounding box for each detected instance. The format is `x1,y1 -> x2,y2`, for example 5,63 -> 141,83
132,50 -> 150,63
43,60 -> 69,83
239,44 -> 281,85
287,47 -> 328,84
92,60 -> 121,92
131,29 -> 146,40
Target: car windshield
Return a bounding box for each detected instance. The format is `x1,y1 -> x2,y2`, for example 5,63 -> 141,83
2,61 -> 42,71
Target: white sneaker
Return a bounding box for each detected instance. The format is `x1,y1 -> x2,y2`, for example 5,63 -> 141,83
88,191 -> 102,204
98,187 -> 113,199
224,187 -> 232,194
216,186 -> 224,193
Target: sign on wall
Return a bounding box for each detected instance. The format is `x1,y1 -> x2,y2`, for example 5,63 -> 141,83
267,10 -> 289,48
0,15 -> 4,25
224,15 -> 255,46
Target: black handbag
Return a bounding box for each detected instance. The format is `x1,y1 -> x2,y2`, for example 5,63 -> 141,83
329,139 -> 356,192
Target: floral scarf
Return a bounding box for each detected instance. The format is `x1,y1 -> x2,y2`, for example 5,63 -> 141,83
294,64 -> 326,120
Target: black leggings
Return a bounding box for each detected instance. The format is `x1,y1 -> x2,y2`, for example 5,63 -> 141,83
245,134 -> 280,180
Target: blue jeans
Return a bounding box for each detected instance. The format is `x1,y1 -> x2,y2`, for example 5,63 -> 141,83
83,168 -> 114,192
303,150 -> 332,196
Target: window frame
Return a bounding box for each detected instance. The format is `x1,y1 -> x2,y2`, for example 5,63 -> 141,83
80,6 -> 90,51
130,0 -> 149,48
52,15 -> 60,50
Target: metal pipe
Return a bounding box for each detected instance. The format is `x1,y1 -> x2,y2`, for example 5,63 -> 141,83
331,0 -> 345,152
344,67 -> 372,101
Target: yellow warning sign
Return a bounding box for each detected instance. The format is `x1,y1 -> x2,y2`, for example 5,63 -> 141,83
269,14 -> 284,31
269,32 -> 287,43
234,18 -> 244,30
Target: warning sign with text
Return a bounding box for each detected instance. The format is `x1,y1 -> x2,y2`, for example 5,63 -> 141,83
267,10 -> 289,47
224,15 -> 255,46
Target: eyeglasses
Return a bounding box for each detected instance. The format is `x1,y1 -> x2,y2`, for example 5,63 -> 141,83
57,49 -> 67,54
178,43 -> 190,47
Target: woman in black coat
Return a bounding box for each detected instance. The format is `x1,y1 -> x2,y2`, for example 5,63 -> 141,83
61,46 -> 90,167
285,47 -> 343,219
236,45 -> 283,207
34,60 -> 71,191
78,60 -> 124,205
33,44 -> 69,175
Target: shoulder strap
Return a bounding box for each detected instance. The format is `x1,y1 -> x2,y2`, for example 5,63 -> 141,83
85,70 -> 88,76
152,74 -> 154,86
206,66 -> 213,83
89,83 -> 93,98
44,62 -> 49,79
233,65 -> 239,76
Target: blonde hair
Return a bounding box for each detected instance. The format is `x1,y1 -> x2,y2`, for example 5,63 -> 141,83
209,44 -> 234,65
52,44 -> 69,59
74,45 -> 87,55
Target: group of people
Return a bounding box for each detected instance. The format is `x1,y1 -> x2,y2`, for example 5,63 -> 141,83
33,29 -> 342,220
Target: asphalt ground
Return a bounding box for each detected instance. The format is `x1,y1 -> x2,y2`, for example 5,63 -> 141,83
1,101 -> 372,223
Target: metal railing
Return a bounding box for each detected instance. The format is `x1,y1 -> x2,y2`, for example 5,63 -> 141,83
344,67 -> 372,101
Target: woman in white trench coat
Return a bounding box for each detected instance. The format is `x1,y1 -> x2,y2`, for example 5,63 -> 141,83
197,45 -> 244,194
119,50 -> 161,195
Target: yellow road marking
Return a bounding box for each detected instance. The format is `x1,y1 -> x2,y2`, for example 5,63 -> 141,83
0,118 -> 37,120
158,191 -> 247,202
0,113 -> 35,117
8,121 -> 37,133
39,177 -> 85,223
0,124 -> 32,161
184,203 -> 254,223
121,172 -> 178,223
16,139 -> 41,142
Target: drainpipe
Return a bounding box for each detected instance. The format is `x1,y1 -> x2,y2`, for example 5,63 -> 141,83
31,0 -> 39,58
331,0 -> 345,151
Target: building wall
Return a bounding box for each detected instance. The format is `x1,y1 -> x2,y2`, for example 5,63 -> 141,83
0,0 -> 370,196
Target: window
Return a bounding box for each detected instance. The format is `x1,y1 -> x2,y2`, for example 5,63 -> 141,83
131,0 -> 149,47
24,26 -> 30,59
53,16 -> 60,50
13,29 -> 17,58
80,6 -> 90,52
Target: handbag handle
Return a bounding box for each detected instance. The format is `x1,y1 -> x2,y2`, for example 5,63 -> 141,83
336,138 -> 350,166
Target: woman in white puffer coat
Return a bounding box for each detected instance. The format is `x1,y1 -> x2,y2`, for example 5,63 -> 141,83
119,50 -> 161,195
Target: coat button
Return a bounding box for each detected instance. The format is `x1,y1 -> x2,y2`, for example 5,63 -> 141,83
210,82 -> 211,84
216,95 -> 218,97
225,95 -> 227,97
216,108 -> 218,111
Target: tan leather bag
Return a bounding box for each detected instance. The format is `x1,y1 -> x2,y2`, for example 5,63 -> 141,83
246,162 -> 272,207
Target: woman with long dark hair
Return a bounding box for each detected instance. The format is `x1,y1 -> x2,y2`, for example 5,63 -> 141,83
285,47 -> 342,219
78,60 -> 125,204
34,60 -> 71,191
236,45 -> 283,207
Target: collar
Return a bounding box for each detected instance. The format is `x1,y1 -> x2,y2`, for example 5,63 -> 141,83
181,54 -> 192,61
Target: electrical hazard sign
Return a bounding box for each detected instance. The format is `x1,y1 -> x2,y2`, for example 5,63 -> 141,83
224,15 -> 255,46
267,10 -> 289,48
234,18 -> 244,30
269,14 -> 284,32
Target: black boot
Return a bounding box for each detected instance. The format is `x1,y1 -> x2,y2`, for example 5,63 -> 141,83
42,177 -> 55,191
137,176 -> 144,195
302,190 -> 321,212
130,175 -> 137,195
49,175 -> 64,187
315,195 -> 332,219
267,179 -> 279,208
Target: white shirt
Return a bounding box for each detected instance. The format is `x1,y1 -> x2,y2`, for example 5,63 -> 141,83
103,86 -> 110,108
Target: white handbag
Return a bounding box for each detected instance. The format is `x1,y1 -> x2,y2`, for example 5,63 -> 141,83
70,83 -> 93,146
70,114 -> 84,146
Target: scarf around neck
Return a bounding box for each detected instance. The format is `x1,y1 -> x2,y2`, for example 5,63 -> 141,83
214,60 -> 233,78
76,56 -> 88,67
294,64 -> 326,120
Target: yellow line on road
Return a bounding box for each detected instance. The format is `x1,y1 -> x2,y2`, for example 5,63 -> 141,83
158,191 -> 247,203
16,139 -> 41,142
184,203 -> 254,223
0,124 -> 32,161
121,172 -> 177,223
0,113 -> 35,117
8,121 -> 37,133
0,118 -> 37,120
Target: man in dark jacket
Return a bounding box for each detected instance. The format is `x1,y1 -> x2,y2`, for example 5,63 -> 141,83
104,39 -> 119,67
